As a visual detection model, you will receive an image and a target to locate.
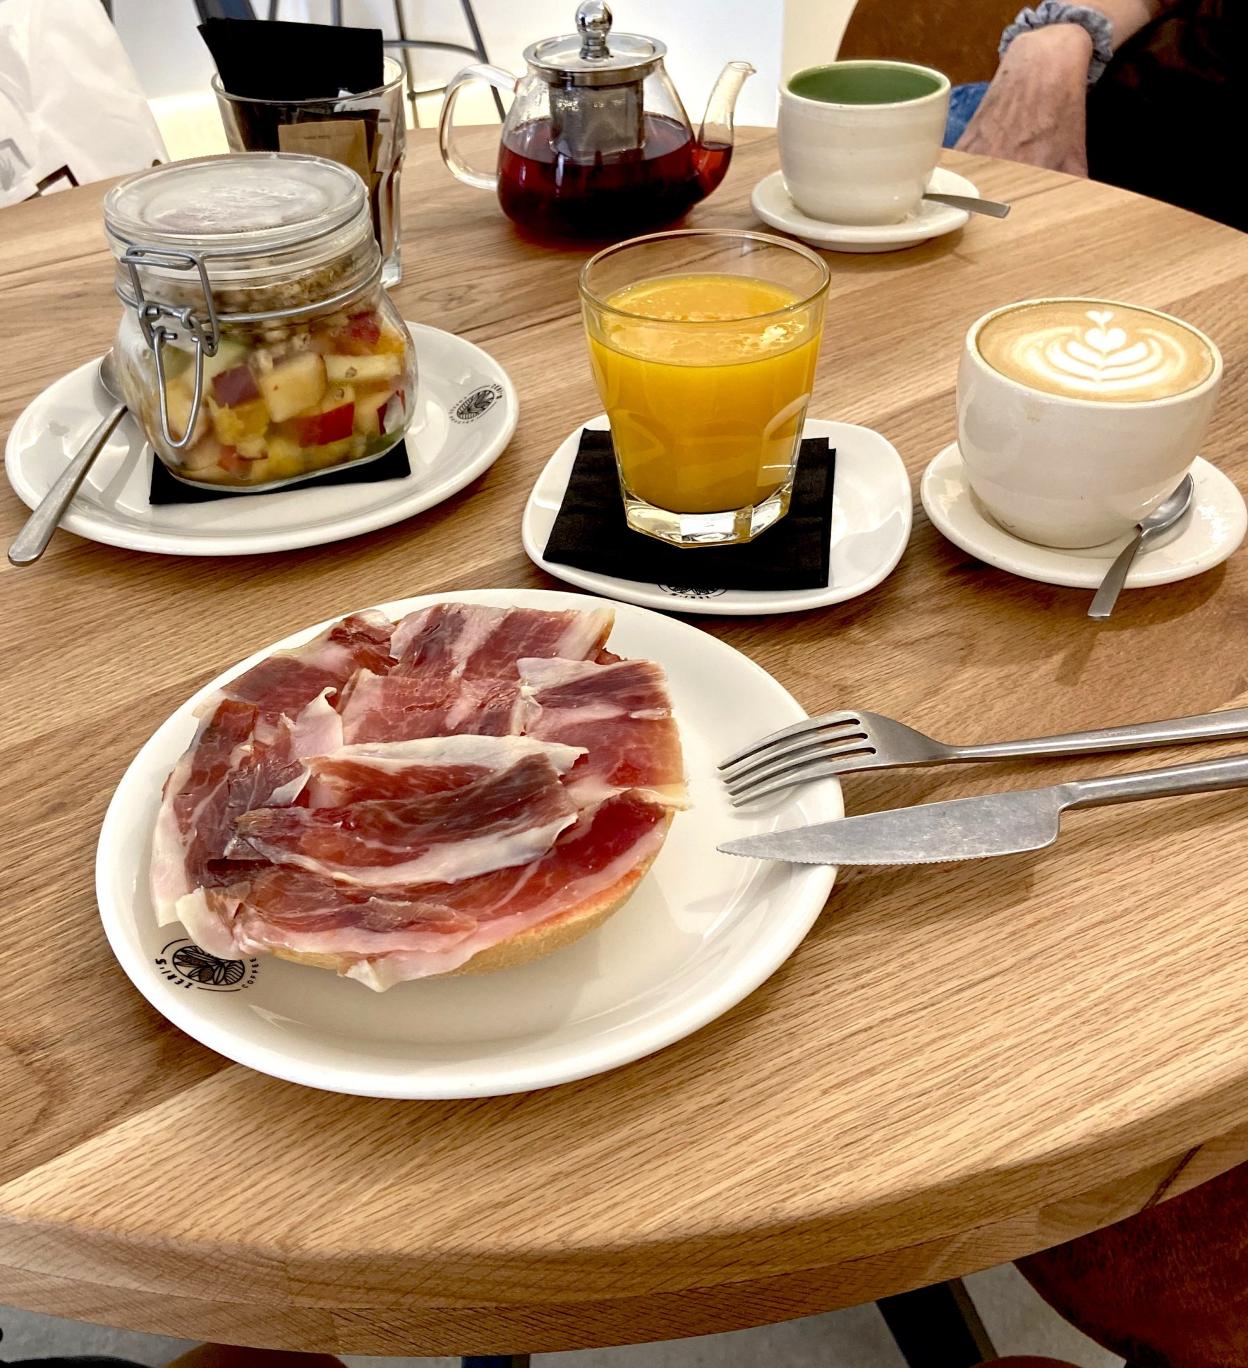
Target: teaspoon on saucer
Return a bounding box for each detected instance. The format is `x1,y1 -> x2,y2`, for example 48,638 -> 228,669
922,191 -> 1011,218
1087,474 -> 1195,619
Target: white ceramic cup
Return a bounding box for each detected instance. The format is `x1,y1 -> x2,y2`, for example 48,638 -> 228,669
778,60 -> 951,226
957,298 -> 1223,549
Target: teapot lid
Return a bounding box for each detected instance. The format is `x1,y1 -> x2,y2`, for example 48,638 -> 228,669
524,1 -> 665,87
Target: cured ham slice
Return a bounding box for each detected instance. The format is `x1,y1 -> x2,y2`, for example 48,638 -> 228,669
210,792 -> 670,987
150,699 -> 306,931
152,615 -> 394,934
390,603 -> 612,679
518,657 -> 688,809
220,610 -> 395,723
302,734 -> 583,806
229,744 -> 580,886
336,669 -> 522,744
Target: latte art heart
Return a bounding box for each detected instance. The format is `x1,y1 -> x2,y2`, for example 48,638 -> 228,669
977,300 -> 1215,403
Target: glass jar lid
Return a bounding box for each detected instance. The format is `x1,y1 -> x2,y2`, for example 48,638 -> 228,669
103,151 -> 375,296
525,1 -> 664,87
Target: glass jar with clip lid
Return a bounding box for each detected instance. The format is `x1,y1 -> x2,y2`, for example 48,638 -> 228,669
104,151 -> 416,490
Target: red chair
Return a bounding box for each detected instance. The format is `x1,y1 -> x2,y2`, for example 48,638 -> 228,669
1018,1161 -> 1248,1368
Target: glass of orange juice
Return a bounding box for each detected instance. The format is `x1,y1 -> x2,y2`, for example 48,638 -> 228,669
579,229 -> 830,547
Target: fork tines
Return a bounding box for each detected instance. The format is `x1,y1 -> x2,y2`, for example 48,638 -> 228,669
720,710 -> 876,805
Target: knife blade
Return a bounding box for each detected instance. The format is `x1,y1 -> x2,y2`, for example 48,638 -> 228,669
719,787 -> 1066,865
719,752 -> 1248,866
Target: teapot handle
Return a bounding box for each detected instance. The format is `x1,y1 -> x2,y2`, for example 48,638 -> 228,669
438,64 -> 517,192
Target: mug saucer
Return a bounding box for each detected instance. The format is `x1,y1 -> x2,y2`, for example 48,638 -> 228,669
920,441 -> 1247,590
751,166 -> 977,253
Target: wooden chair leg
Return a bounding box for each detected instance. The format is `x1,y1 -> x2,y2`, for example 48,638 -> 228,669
877,1278 -> 997,1368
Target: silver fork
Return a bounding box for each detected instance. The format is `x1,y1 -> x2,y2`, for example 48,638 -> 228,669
720,706 -> 1248,806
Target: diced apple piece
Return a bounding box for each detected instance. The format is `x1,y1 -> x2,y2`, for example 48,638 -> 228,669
353,386 -> 397,437
211,363 -> 260,407
324,353 -> 402,385
210,397 -> 269,446
294,401 -> 354,447
354,400 -> 382,438
258,352 -> 326,423
177,434 -> 225,472
201,339 -> 250,383
165,379 -> 209,445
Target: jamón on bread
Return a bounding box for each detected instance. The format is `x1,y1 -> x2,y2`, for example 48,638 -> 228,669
151,603 -> 685,989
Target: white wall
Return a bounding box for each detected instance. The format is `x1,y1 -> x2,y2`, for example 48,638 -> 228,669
113,0 -> 855,128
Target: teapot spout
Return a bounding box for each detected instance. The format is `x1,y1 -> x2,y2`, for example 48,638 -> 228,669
695,61 -> 755,193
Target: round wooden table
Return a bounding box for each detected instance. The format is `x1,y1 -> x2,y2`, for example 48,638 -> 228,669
3,128 -> 1248,1358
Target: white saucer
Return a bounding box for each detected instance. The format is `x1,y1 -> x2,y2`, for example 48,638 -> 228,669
522,416 -> 912,616
751,166 -> 977,253
97,588 -> 841,1099
921,441 -> 1246,590
4,321 -> 518,557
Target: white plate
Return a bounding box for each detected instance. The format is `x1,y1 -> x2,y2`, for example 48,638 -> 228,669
522,417 -> 912,616
96,588 -> 841,1098
921,441 -> 1247,589
4,322 -> 517,556
751,166 -> 977,253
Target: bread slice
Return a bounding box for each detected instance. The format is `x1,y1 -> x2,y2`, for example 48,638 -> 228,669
271,810 -> 673,981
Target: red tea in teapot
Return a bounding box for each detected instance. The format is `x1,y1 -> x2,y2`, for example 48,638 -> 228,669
497,113 -> 730,240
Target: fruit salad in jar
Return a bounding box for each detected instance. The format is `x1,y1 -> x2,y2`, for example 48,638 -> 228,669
106,152 -> 418,491
134,303 -> 414,487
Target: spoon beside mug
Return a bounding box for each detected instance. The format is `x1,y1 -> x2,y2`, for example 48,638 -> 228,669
923,191 -> 1011,218
1087,474 -> 1196,619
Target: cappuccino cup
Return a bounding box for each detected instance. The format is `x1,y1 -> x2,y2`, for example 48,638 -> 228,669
778,60 -> 950,226
957,298 -> 1222,548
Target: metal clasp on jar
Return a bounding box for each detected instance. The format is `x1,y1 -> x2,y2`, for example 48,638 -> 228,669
120,246 -> 220,451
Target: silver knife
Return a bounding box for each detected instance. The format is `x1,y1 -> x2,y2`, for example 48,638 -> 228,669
718,754 -> 1248,866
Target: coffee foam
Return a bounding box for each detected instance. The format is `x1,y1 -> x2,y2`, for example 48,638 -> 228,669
976,301 -> 1215,403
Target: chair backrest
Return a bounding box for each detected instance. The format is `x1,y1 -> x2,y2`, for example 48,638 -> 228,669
193,0 -> 258,21
836,0 -> 1017,84
1019,1160 -> 1248,1368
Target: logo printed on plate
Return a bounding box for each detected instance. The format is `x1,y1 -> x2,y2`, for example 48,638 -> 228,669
450,383 -> 504,424
659,585 -> 728,599
154,938 -> 259,992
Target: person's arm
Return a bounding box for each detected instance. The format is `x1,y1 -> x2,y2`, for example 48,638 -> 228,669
955,0 -> 1175,174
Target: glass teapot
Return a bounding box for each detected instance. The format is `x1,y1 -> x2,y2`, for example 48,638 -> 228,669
438,1 -> 753,240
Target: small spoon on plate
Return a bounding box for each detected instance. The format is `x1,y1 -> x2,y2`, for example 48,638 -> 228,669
8,350 -> 128,567
1088,473 -> 1195,619
923,191 -> 1011,218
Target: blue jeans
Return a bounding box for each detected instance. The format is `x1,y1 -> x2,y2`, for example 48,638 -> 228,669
944,82 -> 990,147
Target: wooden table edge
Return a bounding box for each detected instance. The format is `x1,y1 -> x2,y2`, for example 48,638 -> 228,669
2,1121 -> 1246,1355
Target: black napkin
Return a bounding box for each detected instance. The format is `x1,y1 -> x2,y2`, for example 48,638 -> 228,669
543,431 -> 836,592
149,439 -> 411,505
199,19 -> 384,101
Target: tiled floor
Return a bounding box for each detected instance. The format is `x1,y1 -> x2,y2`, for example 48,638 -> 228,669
0,1264 -> 1119,1366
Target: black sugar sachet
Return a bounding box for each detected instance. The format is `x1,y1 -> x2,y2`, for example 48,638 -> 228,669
199,19 -> 384,101
543,431 -> 836,592
148,439 -> 411,505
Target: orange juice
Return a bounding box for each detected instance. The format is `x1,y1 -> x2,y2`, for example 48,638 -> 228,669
586,273 -> 823,514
